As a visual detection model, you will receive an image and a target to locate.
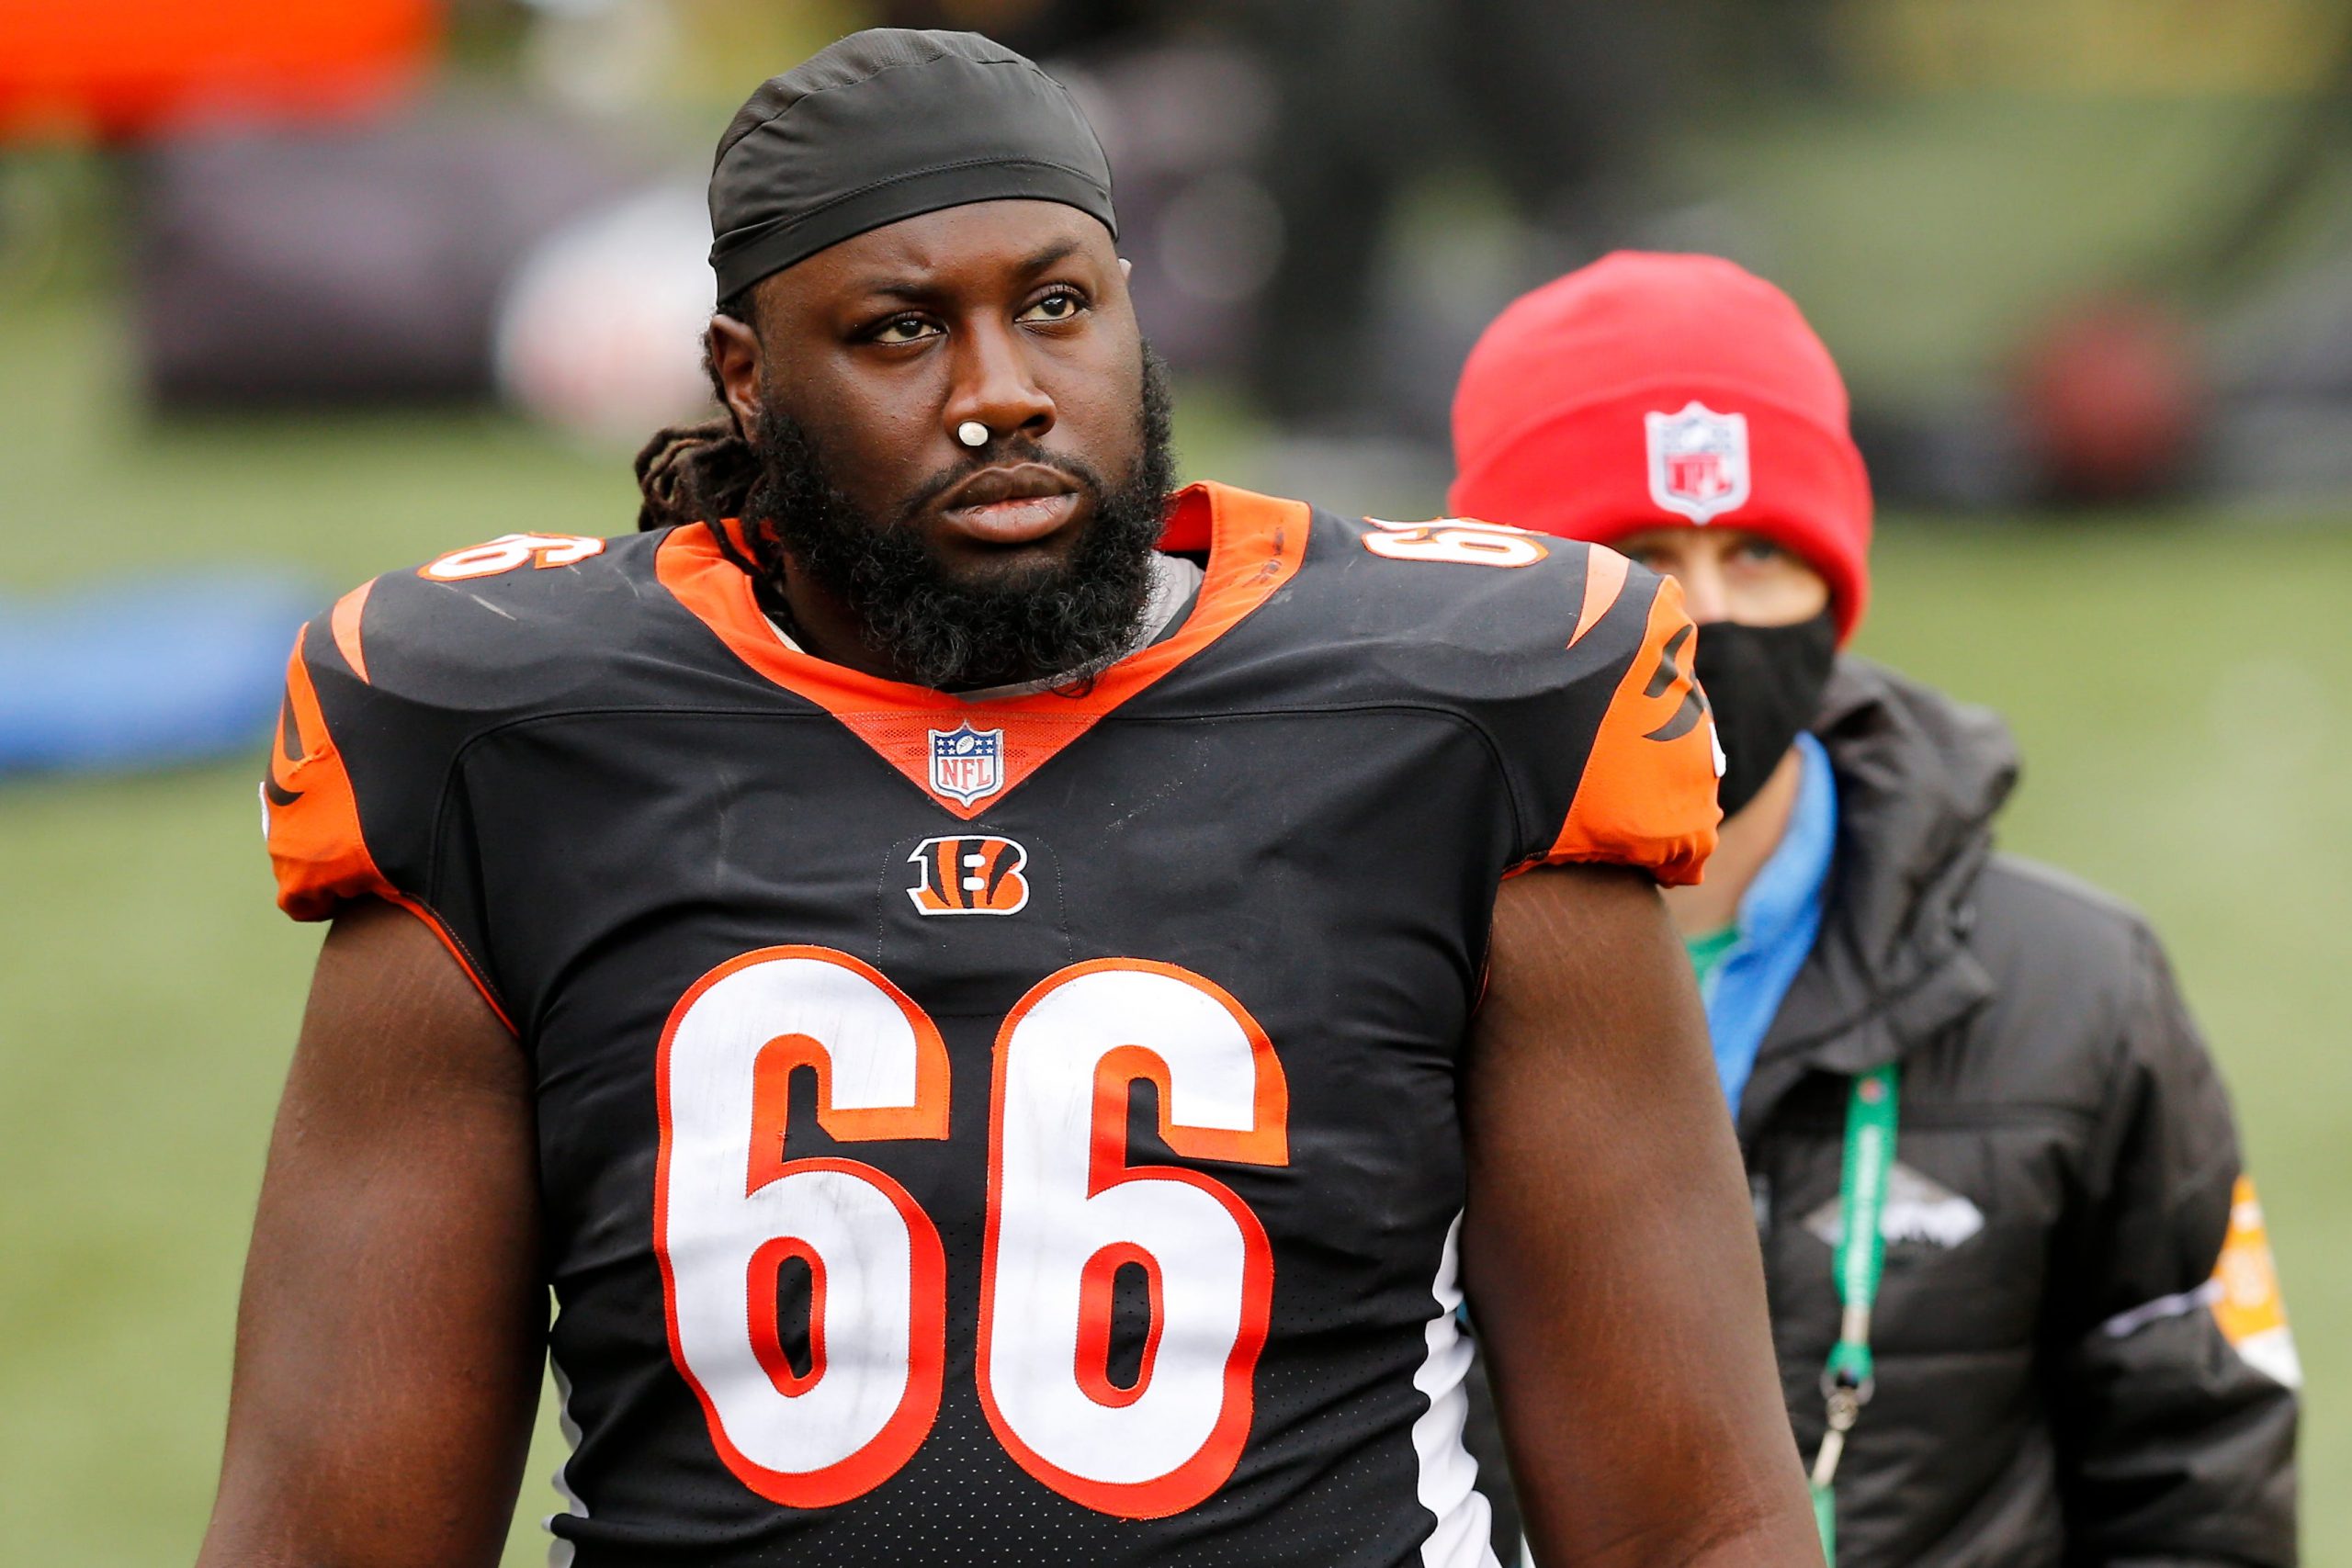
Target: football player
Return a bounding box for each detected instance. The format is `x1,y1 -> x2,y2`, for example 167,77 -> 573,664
1450,252 -> 2299,1565
196,33 -> 1819,1568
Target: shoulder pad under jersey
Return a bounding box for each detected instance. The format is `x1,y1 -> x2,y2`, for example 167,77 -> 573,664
260,530 -> 660,1005
1290,510 -> 1723,885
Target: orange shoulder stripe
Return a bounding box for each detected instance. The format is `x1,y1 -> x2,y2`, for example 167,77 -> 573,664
265,625 -> 514,1032
1567,547 -> 1629,649
1542,574 -> 1721,886
329,577 -> 373,683
266,624 -> 393,919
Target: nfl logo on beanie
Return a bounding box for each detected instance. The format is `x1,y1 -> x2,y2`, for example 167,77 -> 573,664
1449,251 -> 1873,643
1645,400 -> 1750,525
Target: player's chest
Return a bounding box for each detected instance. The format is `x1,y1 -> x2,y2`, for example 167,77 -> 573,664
464,705 -> 1509,1027
493,705 -> 1498,1258
509,710 -> 1489,1510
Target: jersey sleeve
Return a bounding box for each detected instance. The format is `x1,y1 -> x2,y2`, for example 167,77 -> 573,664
1435,538 -> 1718,887
258,566 -> 528,1027
1524,566 -> 1722,885
1327,513 -> 1723,886
262,593 -> 401,921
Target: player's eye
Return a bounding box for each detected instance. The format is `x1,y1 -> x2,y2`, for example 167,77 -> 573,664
1732,538 -> 1785,568
870,314 -> 940,345
1019,289 -> 1086,323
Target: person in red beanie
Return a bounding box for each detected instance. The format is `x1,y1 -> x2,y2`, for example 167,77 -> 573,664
1450,253 -> 2298,1568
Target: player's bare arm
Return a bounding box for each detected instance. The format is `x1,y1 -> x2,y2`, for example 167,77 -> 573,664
1464,864 -> 1817,1565
195,901 -> 541,1568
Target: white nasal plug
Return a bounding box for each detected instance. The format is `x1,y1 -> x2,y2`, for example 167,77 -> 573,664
956,421 -> 989,448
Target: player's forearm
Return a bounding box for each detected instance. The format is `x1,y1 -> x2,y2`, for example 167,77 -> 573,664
1473,1220 -> 1816,1566
1467,867 -> 1816,1565
195,1228 -> 540,1568
1518,1508 -> 1824,1568
1680,1523 -> 1833,1567
197,1495 -> 518,1568
1486,1321 -> 1817,1568
198,906 -> 543,1568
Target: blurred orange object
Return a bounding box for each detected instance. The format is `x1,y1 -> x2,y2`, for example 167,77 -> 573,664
0,0 -> 437,142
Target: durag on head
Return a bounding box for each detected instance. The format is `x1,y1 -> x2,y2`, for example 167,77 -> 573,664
707,28 -> 1119,304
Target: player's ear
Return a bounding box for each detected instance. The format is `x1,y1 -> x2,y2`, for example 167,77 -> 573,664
1119,256 -> 1132,282
707,313 -> 763,442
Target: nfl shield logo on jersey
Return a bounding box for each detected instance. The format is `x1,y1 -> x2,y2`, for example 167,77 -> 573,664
929,721 -> 1006,806
1645,400 -> 1751,524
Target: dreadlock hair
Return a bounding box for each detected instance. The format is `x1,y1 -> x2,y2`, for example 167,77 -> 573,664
633,288 -> 763,536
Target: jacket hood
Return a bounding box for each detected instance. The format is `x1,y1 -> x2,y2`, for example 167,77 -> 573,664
1743,658 -> 2017,1125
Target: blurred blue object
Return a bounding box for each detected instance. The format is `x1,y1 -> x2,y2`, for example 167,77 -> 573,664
0,573 -> 320,775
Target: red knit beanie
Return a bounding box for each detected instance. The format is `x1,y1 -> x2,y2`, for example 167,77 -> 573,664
1449,252 -> 1872,642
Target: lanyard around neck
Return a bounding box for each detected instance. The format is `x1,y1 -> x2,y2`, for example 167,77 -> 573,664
1810,1063 -> 1898,1562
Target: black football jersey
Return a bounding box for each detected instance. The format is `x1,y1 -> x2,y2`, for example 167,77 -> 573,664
262,481 -> 1719,1566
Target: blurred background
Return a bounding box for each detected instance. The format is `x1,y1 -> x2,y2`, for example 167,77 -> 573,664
2,0 -> 2348,1562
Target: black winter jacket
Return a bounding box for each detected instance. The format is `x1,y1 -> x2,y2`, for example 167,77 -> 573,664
1473,658 -> 2300,1566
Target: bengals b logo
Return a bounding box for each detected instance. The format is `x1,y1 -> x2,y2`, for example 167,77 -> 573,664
906,836 -> 1031,916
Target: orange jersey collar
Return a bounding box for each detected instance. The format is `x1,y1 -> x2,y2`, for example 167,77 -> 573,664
654,480 -> 1306,818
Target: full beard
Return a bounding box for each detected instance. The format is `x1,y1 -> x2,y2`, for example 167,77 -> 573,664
741,346 -> 1178,693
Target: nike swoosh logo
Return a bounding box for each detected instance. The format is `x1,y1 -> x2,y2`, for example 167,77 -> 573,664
266,691 -> 305,805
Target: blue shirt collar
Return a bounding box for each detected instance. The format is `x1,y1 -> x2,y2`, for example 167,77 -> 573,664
1733,731 -> 1837,951
1694,731 -> 1839,1114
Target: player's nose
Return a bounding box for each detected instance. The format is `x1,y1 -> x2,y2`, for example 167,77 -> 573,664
944,318 -> 1055,446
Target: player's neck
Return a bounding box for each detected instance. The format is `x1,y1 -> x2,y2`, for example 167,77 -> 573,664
768,570 -> 910,684
1663,745 -> 1806,938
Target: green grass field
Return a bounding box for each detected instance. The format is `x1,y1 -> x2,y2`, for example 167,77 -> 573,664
2,297 -> 2346,1565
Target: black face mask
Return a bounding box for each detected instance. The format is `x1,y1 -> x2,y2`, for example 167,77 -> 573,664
1691,610 -> 1838,818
